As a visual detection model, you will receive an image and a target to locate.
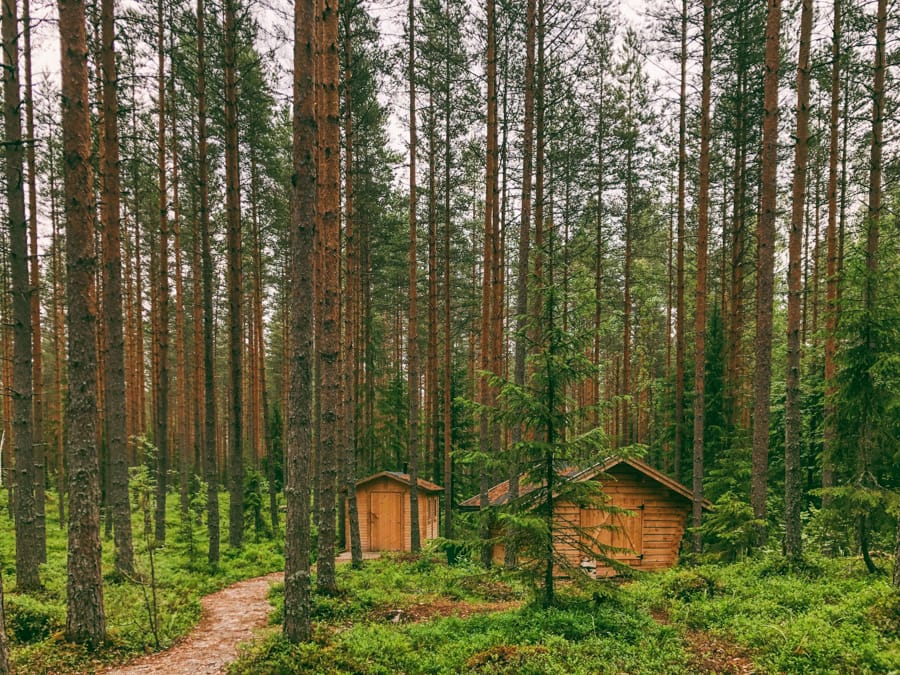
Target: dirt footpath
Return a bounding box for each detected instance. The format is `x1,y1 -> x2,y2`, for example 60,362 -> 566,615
103,571 -> 283,675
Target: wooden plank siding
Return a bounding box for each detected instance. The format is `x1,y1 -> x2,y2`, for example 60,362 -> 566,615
489,463 -> 691,575
350,475 -> 441,552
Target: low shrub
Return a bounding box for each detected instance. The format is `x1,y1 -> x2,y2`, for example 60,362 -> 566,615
4,595 -> 64,644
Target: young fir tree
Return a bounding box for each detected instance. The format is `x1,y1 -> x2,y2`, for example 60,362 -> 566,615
484,228 -> 630,608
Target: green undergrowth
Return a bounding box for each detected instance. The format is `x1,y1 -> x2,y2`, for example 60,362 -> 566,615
232,554 -> 689,674
0,489 -> 284,674
628,554 -> 900,674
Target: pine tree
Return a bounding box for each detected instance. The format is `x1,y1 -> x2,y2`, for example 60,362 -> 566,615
751,0 -> 782,546
784,0 -> 814,560
100,0 -> 135,574
58,0 -> 106,645
283,0 -> 317,642
4,0 -> 41,592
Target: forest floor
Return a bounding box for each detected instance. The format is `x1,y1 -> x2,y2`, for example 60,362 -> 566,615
102,571 -> 284,675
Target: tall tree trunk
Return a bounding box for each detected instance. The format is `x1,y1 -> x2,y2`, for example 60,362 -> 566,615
154,0 -> 170,544
506,0 -> 535,568
864,0 -> 885,290
427,96 -> 439,485
822,0 -> 841,500
196,0 -> 220,564
171,91 -> 190,523
224,0 -> 244,550
784,0 -> 813,560
23,0 -> 46,563
59,0 -> 106,644
407,0 -> 422,554
316,0 -> 341,592
284,0 -> 316,640
857,0 -> 886,574
752,0 -> 782,546
441,1 -> 454,538
4,0 -> 40,592
478,0 -> 499,568
692,0 -> 712,554
50,152 -> 66,526
100,0 -> 135,574
342,8 -> 362,566
674,0 -> 687,480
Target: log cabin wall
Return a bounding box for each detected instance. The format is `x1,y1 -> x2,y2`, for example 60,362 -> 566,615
490,463 -> 691,574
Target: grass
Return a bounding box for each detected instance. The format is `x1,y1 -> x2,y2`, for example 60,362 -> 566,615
232,554 -> 690,674
628,555 -> 900,674
0,487 -> 284,674
232,551 -> 900,674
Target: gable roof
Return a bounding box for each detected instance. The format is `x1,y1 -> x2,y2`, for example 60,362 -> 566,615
459,457 -> 711,509
356,470 -> 444,493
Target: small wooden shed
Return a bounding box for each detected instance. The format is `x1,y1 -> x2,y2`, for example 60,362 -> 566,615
350,471 -> 443,552
460,457 -> 711,575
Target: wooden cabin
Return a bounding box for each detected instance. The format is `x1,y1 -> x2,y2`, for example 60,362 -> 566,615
350,471 -> 443,552
460,458 -> 711,575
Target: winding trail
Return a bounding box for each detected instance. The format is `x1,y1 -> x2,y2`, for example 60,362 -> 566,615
103,571 -> 283,675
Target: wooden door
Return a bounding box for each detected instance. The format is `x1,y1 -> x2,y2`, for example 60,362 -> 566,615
580,497 -> 643,562
370,491 -> 403,550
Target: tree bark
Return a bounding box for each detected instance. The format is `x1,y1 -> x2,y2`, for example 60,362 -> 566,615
4,0 -> 41,592
822,0 -> 841,500
59,0 -> 106,644
224,0 -> 244,550
154,0 -> 170,544
341,4 -> 362,567
407,0 -> 422,553
752,0 -> 782,547
100,0 -> 135,574
316,0 -> 341,592
674,0 -> 687,480
196,0 -> 220,565
284,0 -> 316,642
441,0 -> 454,538
506,0 -> 535,568
784,0 -> 813,560
23,0 -> 46,563
692,0 -> 712,554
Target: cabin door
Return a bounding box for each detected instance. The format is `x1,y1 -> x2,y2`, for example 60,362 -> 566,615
581,496 -> 644,562
370,491 -> 403,550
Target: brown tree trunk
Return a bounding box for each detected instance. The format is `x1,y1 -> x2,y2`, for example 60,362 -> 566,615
506,0 -> 535,568
59,0 -> 106,644
196,0 -> 220,564
342,10 -> 362,566
23,0 -> 46,563
224,0 -> 244,550
441,5 -> 454,538
478,0 -> 499,568
284,0 -> 316,640
784,0 -> 813,560
822,0 -> 841,499
427,96 -> 439,485
171,90 -> 190,523
154,0 -> 171,544
100,0 -> 135,575
674,0 -> 687,480
407,0 -> 422,554
316,0 -> 341,591
692,0 -> 712,554
0,570 -> 8,672
50,151 -> 66,526
4,0 -> 40,592
752,0 -> 782,546
865,0 -> 886,287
